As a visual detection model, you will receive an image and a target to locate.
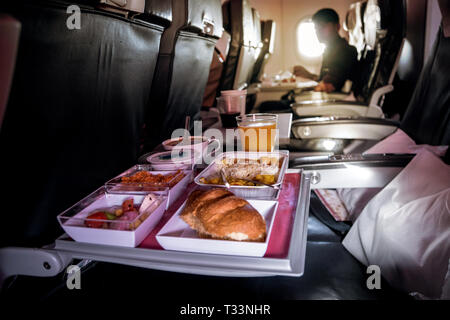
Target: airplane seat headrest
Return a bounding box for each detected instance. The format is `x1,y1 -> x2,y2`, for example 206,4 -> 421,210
345,1 -> 365,59
259,20 -> 275,55
343,9 -> 354,31
250,19 -> 275,83
143,0 -> 172,27
401,27 -> 450,146
144,0 -> 223,150
353,0 -> 406,102
217,31 -> 231,59
219,0 -> 255,90
246,7 -> 262,85
222,0 -> 253,45
184,0 -> 223,39
363,0 -> 381,50
361,0 -> 405,51
97,0 -> 146,14
251,8 -> 262,48
264,20 -> 276,55
222,0 -> 231,32
241,0 -> 254,46
66,0 -> 172,27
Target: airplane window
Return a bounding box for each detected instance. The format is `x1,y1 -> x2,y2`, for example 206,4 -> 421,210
296,19 -> 325,58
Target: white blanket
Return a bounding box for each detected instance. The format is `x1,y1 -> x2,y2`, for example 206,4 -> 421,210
343,150 -> 450,299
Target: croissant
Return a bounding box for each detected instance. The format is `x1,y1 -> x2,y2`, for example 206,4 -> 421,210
180,188 -> 267,242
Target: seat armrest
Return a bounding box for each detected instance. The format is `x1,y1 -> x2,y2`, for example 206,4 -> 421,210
291,101 -> 384,118
293,100 -> 362,106
291,116 -> 400,140
291,153 -> 415,189
0,246 -> 72,286
368,84 -> 394,107
246,83 -> 260,94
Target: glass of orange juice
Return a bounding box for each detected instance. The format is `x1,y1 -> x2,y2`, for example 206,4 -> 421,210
236,114 -> 278,152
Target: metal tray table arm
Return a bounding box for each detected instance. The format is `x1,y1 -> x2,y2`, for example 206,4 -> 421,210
290,153 -> 415,189
291,100 -> 384,118
291,116 -> 400,141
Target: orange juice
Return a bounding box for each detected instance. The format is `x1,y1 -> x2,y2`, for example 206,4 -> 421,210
238,122 -> 277,152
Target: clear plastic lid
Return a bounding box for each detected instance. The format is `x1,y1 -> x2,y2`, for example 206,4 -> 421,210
57,187 -> 169,231
221,89 -> 247,96
105,165 -> 186,192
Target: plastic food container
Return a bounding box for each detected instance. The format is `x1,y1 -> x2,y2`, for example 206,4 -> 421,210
220,89 -> 247,96
156,198 -> 278,257
220,90 -> 247,116
162,135 -> 219,154
57,187 -> 168,247
146,150 -> 200,171
194,150 -> 289,199
105,165 -> 192,209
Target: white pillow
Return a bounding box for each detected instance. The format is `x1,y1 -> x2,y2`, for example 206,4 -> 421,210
366,128 -> 448,155
337,129 -> 448,221
342,150 -> 450,298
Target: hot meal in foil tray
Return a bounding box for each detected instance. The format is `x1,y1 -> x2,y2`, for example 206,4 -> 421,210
199,156 -> 282,186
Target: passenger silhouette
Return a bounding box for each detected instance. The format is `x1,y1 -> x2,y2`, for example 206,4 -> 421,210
294,8 -> 357,93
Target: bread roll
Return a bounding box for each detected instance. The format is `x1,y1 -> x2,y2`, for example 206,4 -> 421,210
180,189 -> 266,242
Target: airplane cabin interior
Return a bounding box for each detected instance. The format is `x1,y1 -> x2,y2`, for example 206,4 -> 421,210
0,0 -> 449,305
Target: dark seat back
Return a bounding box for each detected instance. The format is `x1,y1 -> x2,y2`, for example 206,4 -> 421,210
353,0 -> 406,104
248,7 -> 262,85
219,0 -> 256,91
143,0 -> 222,151
401,27 -> 450,146
250,19 -> 275,83
0,0 -> 171,247
201,31 -> 231,109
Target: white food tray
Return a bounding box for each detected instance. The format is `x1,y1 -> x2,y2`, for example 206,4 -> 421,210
53,169 -> 310,277
57,189 -> 168,247
156,199 -> 278,257
106,167 -> 192,209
